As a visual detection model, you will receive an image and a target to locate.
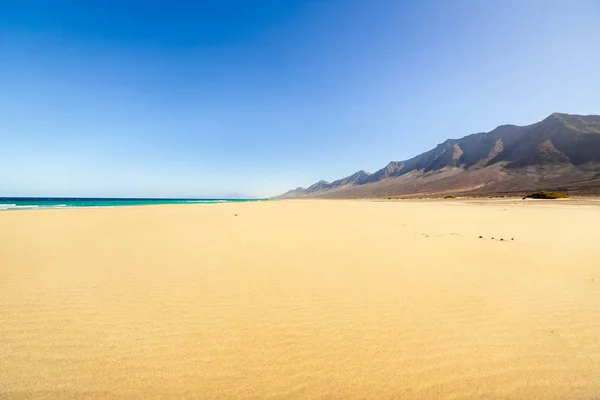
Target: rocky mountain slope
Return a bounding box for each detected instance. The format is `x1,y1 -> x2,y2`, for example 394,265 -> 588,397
277,113 -> 600,198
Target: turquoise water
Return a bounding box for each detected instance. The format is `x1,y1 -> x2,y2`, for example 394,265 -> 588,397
0,197 -> 264,210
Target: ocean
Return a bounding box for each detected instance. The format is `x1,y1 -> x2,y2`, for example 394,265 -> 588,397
0,197 -> 264,210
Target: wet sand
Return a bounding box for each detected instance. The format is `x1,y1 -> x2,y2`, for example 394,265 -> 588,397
1,199 -> 599,399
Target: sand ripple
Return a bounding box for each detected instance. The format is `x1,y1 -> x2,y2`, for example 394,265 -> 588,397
1,200 -> 599,399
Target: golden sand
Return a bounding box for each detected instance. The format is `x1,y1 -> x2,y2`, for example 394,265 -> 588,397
1,199 -> 599,399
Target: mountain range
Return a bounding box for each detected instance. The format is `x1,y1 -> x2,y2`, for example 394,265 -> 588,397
277,113 -> 600,198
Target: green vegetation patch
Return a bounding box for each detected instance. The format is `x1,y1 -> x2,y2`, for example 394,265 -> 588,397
523,191 -> 569,199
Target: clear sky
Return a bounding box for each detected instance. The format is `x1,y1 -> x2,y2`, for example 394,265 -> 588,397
1,0 -> 599,197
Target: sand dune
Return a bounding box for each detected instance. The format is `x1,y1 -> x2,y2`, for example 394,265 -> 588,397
1,199 -> 599,399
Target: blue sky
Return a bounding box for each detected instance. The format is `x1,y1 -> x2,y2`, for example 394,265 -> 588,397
1,0 -> 599,197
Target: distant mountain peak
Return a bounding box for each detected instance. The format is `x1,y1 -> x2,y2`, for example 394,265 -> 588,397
545,112 -> 569,123
305,180 -> 332,193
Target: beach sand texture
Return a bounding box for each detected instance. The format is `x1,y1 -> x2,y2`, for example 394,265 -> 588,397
1,199 -> 599,399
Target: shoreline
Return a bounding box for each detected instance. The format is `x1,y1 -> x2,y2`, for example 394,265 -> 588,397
2,196 -> 600,212
0,198 -> 267,211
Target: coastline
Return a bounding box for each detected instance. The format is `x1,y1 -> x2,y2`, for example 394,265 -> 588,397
0,197 -> 265,211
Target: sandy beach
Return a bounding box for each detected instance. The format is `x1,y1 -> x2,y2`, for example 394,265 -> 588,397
1,199 -> 599,400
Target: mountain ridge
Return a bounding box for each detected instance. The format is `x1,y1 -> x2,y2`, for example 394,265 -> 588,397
276,113 -> 600,198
